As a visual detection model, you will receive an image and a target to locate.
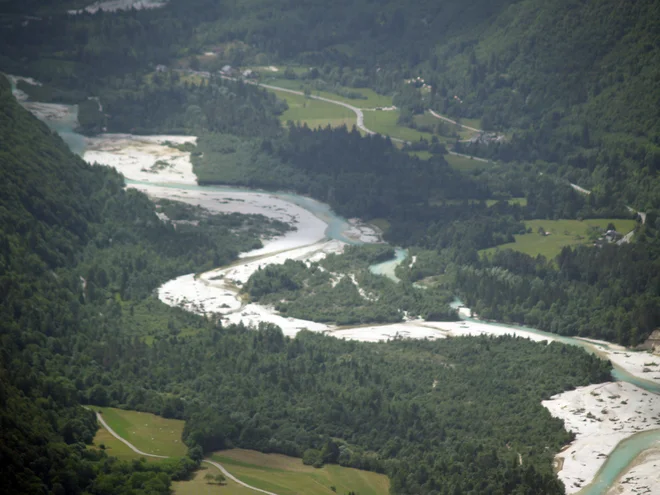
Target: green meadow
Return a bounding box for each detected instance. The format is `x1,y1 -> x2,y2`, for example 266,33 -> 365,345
481,218 -> 637,260
260,75 -> 393,108
211,449 -> 390,495
91,407 -> 187,458
173,466 -> 255,495
445,153 -> 492,171
273,89 -> 356,129
362,110 -> 435,142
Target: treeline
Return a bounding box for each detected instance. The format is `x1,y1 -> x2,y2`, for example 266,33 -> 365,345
453,231 -> 660,345
196,124 -> 487,221
82,75 -> 286,136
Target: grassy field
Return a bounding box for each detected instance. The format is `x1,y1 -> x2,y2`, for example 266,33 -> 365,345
363,110 -> 435,143
91,423 -> 158,461
259,77 -> 482,147
445,153 -> 492,171
486,198 -> 528,207
413,113 -> 478,141
274,89 -> 357,129
91,407 -> 187,458
259,75 -> 393,108
408,150 -> 433,160
211,449 -> 390,495
481,218 -> 637,259
173,466 -> 255,495
458,116 -> 483,131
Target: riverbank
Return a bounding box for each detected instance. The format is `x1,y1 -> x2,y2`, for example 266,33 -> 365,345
607,447 -> 660,495
85,135 -> 198,185
578,338 -> 660,387
543,382 -> 660,494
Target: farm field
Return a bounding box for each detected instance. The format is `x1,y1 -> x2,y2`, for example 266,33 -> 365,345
481,218 -> 637,260
90,406 -> 187,458
211,449 -> 390,495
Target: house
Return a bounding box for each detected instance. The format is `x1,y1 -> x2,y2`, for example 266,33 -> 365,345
242,69 -> 257,79
155,64 -> 168,73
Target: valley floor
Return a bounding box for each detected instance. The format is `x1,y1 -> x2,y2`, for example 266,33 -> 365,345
12,79 -> 660,495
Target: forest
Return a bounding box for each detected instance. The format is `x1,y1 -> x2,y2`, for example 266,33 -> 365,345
2,0 -> 660,493
244,245 -> 458,324
0,73 -> 615,494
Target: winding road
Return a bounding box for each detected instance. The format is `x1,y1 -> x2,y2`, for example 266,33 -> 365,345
94,411 -> 280,495
223,72 -> 495,159
255,82 -> 375,137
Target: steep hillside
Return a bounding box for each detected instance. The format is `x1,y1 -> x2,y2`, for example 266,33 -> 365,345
0,75 -> 283,493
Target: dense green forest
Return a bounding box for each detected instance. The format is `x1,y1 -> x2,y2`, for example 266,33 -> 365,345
3,1 -> 660,492
0,73 -> 292,493
1,0 -> 657,339
0,74 -> 615,494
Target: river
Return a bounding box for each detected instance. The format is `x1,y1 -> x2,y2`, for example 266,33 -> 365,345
13,81 -> 660,495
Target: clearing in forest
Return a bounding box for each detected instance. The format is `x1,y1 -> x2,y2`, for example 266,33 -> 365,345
274,90 -> 356,129
90,406 -> 187,458
445,153 -> 491,172
481,218 -> 637,260
211,449 -> 390,495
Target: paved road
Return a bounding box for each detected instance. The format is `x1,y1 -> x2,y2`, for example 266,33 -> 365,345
93,411 -> 279,494
224,73 -> 496,154
255,82 -> 374,136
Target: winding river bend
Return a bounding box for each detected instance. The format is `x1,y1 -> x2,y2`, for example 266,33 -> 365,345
14,82 -> 660,495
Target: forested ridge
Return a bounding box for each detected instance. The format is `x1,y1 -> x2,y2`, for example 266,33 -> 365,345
2,0 -> 659,207
0,75 -> 282,494
0,74 -> 614,494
